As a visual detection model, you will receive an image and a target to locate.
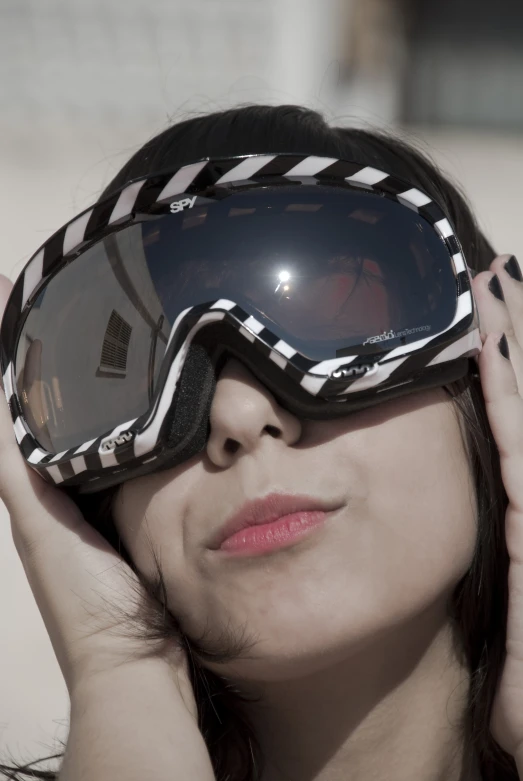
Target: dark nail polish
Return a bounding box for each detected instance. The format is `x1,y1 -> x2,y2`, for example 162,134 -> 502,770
488,274 -> 505,302
498,333 -> 510,360
505,255 -> 523,282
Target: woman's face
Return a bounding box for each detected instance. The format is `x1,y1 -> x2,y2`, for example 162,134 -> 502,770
112,357 -> 477,683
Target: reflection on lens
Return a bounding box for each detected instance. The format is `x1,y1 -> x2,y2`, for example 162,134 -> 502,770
15,185 -> 456,453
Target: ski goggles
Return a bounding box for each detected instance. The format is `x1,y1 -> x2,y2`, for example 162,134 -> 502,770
0,154 -> 481,495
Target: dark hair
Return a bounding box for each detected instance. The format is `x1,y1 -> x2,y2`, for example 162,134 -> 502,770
1,104 -> 516,781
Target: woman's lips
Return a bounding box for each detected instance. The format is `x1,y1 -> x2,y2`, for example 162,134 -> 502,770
218,510 -> 330,556
207,492 -> 346,558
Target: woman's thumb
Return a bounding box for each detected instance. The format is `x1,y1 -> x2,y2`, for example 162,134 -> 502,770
0,273 -> 14,324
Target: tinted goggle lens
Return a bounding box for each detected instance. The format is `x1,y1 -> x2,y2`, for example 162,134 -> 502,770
14,186 -> 458,453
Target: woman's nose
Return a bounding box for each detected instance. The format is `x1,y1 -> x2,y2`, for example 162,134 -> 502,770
205,357 -> 302,468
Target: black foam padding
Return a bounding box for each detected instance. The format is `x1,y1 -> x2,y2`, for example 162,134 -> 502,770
75,342 -> 217,494
154,341 -> 217,471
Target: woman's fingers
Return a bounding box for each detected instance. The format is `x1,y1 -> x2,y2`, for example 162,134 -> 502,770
0,275 -> 76,543
0,273 -> 13,310
472,254 -> 523,396
0,273 -> 159,689
0,274 -> 38,525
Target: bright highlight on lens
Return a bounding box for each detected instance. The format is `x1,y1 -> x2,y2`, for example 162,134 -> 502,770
275,269 -> 291,293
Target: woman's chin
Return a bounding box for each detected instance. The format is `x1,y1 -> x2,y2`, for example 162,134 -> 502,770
199,630 -> 372,684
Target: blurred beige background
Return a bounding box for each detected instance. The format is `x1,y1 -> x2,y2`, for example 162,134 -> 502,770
1,0 -> 522,768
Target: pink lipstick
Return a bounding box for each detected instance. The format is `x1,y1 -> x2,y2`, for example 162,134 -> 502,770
219,509 -> 329,555
208,492 -> 343,557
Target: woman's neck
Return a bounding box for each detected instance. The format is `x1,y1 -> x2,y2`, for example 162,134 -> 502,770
235,612 -> 476,781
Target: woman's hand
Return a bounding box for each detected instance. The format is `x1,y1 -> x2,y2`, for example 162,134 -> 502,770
0,274 -> 192,705
471,254 -> 523,761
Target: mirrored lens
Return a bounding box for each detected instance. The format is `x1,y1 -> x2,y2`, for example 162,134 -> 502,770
15,186 -> 457,452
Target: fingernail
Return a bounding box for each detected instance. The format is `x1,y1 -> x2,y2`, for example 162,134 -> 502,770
504,255 -> 523,282
498,333 -> 510,360
488,274 -> 505,302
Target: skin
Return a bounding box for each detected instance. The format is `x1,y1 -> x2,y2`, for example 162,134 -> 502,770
112,357 -> 481,781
